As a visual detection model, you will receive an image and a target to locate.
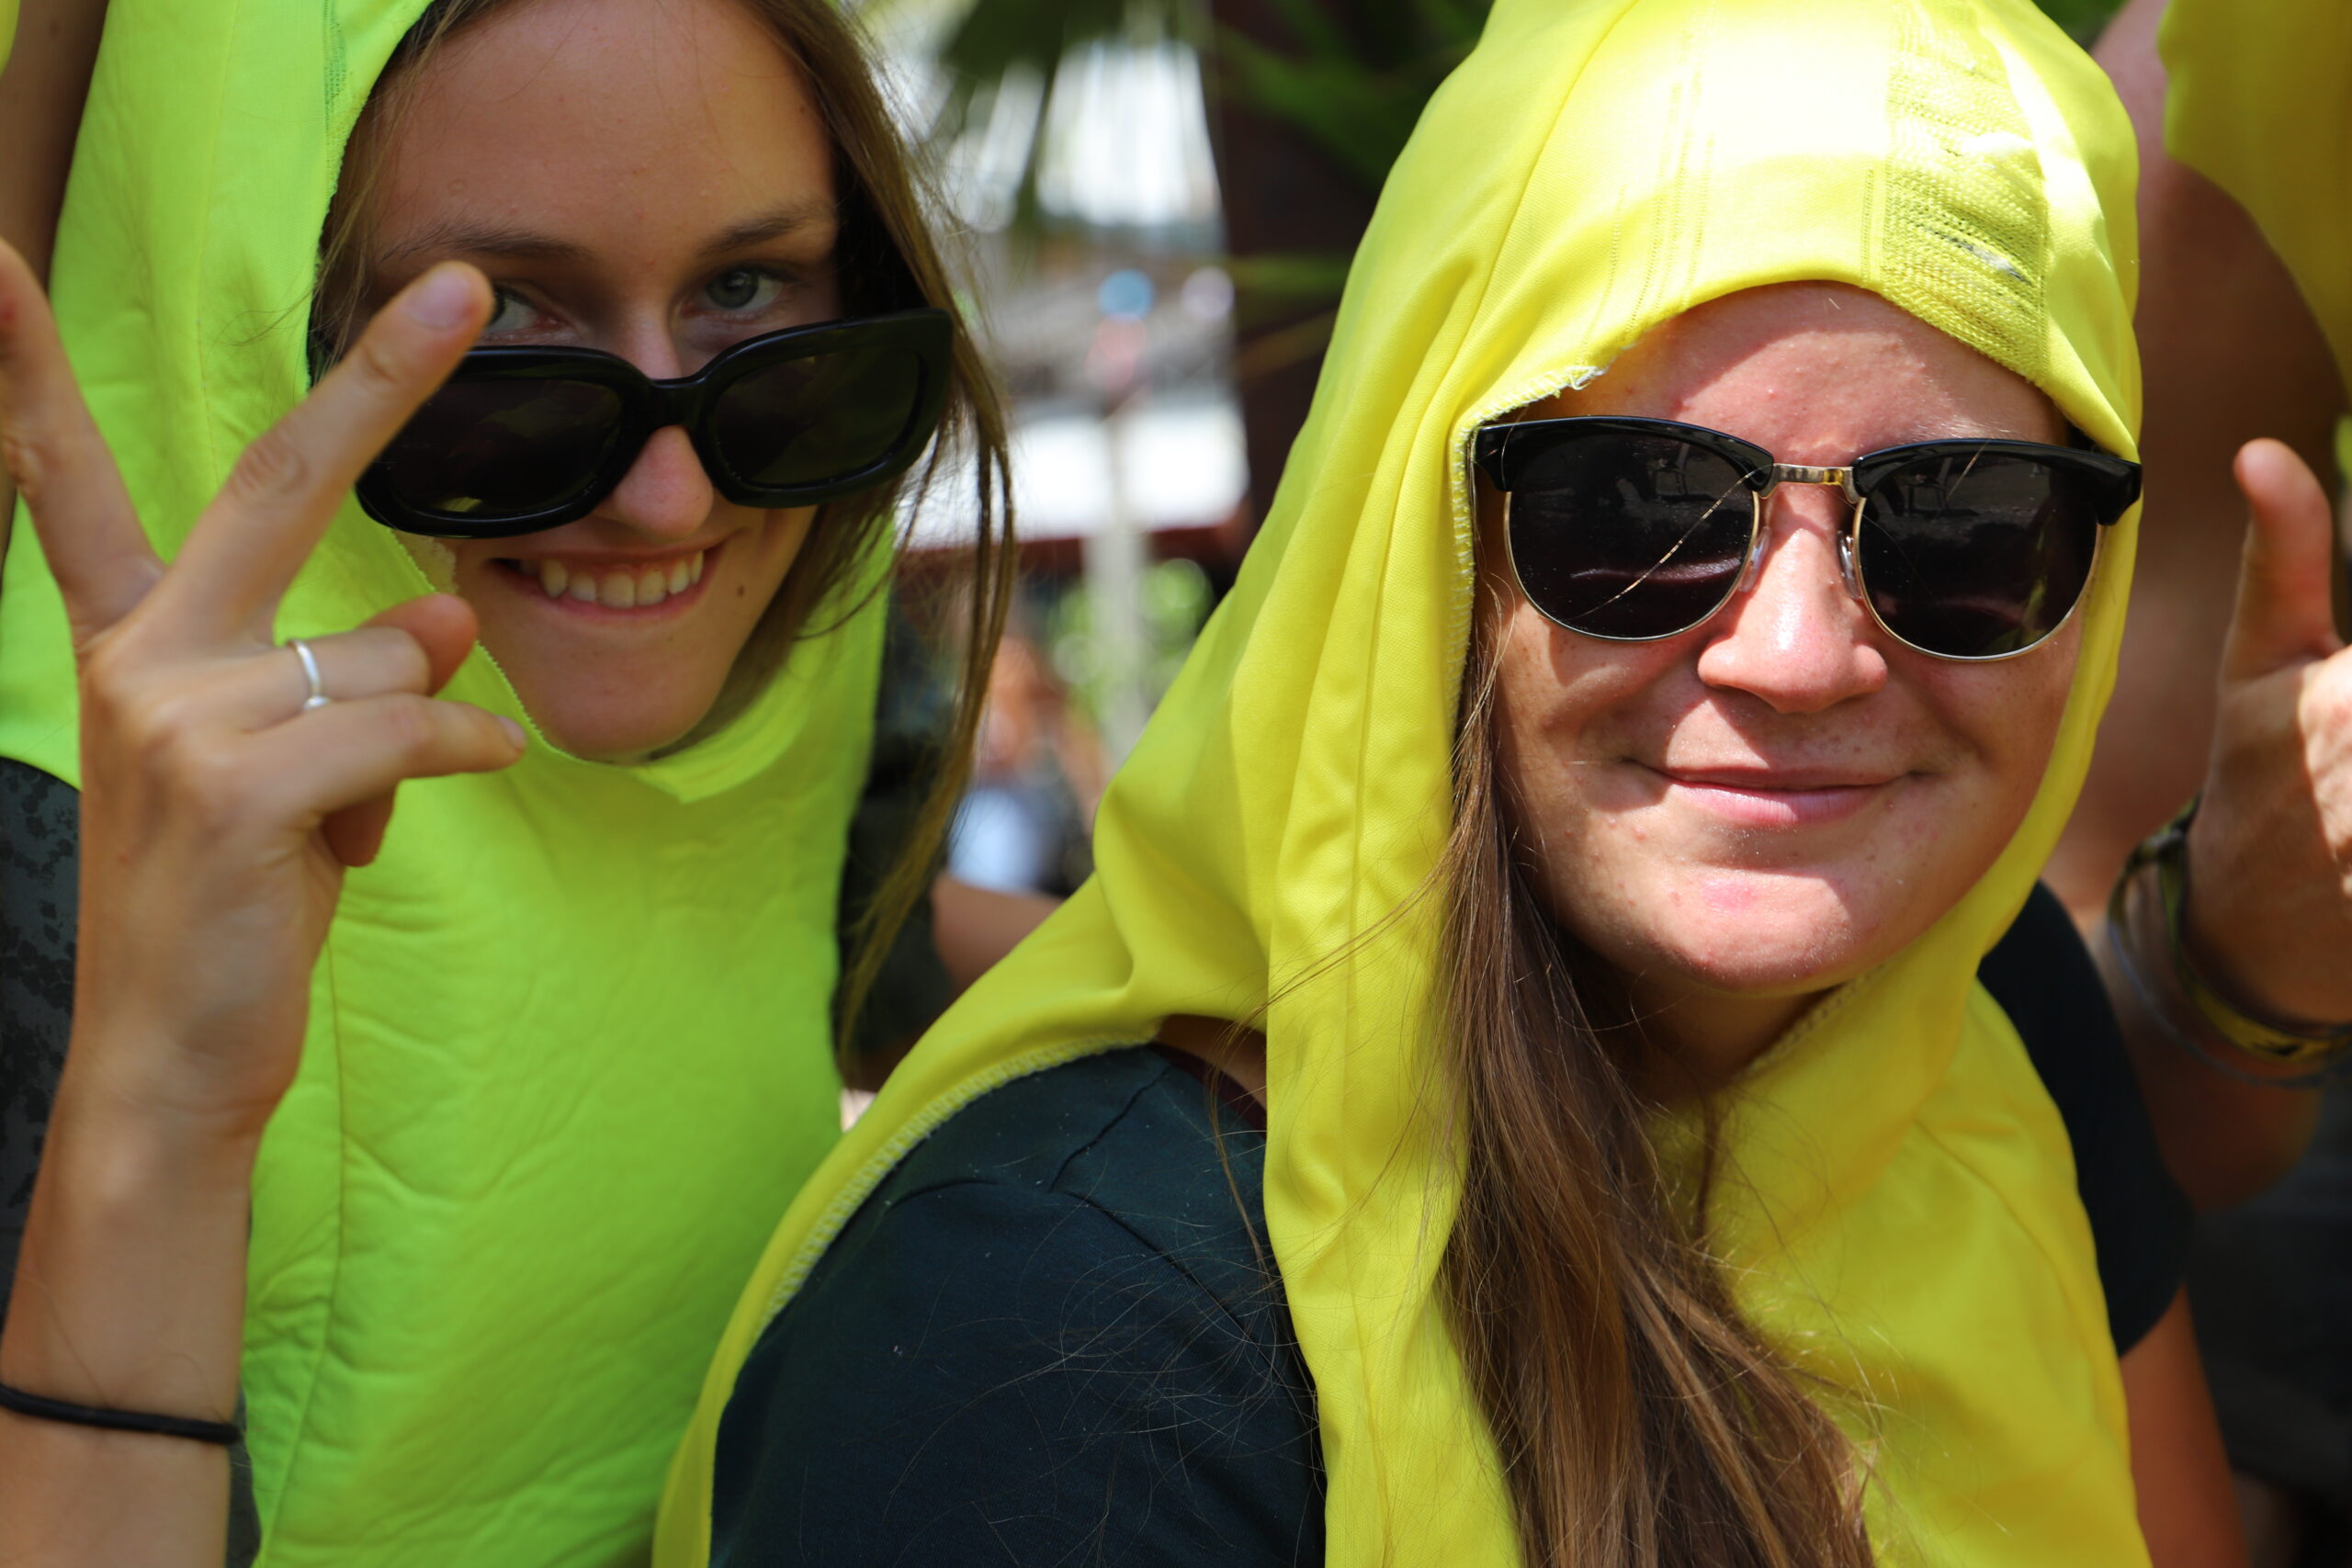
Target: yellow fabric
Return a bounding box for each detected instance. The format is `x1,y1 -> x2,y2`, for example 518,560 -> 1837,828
2162,0 -> 2352,389
0,3 -> 881,1562
662,0 -> 2145,1562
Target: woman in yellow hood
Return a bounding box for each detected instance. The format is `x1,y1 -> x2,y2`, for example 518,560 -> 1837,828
647,0 -> 2241,1563
0,0 -> 1011,1562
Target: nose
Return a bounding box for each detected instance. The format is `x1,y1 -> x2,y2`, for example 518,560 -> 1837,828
1692,491 -> 1888,712
598,424 -> 717,541
588,323 -> 718,541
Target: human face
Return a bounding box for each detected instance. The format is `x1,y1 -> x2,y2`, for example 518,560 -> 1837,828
1484,284 -> 2079,1070
351,0 -> 841,761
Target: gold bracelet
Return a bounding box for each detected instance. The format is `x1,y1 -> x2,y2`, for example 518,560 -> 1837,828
2111,800 -> 2352,1076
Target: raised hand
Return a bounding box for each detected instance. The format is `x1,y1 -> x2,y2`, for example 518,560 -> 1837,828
0,240 -> 523,1138
2179,438 -> 2352,1027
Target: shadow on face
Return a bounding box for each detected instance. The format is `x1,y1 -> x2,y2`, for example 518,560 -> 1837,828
1477,282 -> 2083,1073
345,0 -> 845,762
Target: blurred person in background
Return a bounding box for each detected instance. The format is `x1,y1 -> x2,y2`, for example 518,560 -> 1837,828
2064,2 -> 2352,1562
0,0 -> 1025,1561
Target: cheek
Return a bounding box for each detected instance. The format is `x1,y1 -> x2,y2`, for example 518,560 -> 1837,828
1490,600 -> 1690,850
1921,625 -> 2083,831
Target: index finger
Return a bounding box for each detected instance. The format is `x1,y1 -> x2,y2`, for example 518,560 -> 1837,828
149,263 -> 491,640
0,239 -> 165,641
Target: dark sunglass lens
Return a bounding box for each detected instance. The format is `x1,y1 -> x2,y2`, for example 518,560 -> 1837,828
1507,433 -> 1753,638
376,377 -> 625,525
709,344 -> 924,491
1856,452 -> 2098,658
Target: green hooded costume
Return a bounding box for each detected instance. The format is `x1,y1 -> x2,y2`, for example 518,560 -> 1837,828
0,3 -> 880,1562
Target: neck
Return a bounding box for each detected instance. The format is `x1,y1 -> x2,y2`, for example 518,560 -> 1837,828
1615,976 -> 1824,1104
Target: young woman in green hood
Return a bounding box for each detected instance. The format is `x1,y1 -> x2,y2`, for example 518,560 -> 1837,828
0,0 -> 1013,1562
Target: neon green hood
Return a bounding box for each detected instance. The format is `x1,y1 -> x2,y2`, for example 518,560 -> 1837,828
662,0 -> 2145,1562
0,3 -> 878,1562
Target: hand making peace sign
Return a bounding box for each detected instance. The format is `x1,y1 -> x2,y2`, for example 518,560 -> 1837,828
0,243 -> 524,1140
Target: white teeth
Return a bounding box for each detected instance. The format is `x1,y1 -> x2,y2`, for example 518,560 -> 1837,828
532,548 -> 707,609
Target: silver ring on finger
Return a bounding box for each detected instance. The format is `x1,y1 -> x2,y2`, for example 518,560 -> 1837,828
288,637 -> 332,712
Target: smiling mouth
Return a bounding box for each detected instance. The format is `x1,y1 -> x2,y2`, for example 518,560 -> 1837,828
494,546 -> 713,610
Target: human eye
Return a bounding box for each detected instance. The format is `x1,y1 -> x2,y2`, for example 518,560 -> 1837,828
699,265 -> 790,316
479,285 -> 550,341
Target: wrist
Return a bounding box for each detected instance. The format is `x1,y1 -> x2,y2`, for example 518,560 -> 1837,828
2109,807 -> 2352,1085
2,1087 -> 257,1413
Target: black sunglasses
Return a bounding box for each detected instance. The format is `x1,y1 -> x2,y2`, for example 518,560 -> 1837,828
1472,415 -> 2141,661
356,309 -> 955,538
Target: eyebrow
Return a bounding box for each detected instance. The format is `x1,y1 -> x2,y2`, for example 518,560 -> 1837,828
378,199 -> 840,268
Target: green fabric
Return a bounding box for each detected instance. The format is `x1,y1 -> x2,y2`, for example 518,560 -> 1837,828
665,1 -> 2145,1563
0,3 -> 881,1562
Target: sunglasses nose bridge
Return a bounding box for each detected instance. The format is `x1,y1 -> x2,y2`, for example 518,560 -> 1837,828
1750,464 -> 1869,601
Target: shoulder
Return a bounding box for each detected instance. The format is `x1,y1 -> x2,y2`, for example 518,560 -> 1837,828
711,1047 -> 1322,1568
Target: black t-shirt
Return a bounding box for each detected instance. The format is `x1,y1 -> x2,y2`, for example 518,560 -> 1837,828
715,891 -> 2193,1563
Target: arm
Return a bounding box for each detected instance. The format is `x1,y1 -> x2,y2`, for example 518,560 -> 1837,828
2122,1289 -> 2248,1568
930,872 -> 1057,989
2046,0 -> 2347,1205
0,247 -> 516,1562
0,0 -> 112,564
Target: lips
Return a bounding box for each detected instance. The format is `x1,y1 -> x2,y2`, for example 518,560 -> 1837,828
1650,765 -> 1900,829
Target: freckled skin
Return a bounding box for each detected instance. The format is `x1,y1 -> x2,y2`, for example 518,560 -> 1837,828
1483,283 -> 2080,1079
352,0 -> 840,762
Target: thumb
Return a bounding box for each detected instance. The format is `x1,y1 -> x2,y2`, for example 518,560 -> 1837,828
2222,437 -> 2343,682
360,592 -> 481,695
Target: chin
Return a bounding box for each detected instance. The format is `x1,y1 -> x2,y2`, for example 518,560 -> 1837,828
1583,867 -> 1905,998
524,694 -> 716,763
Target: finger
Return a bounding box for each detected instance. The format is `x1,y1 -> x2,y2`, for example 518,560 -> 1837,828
322,796 -> 398,870
240,692 -> 526,829
2222,437 -> 2344,683
322,594 -> 490,867
149,264 -> 492,639
230,626 -> 441,728
0,240 -> 164,637
359,593 -> 481,696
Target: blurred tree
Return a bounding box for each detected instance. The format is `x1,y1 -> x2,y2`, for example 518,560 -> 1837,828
920,0 -> 2126,525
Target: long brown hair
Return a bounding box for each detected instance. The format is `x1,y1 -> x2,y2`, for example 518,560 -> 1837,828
320,0 -> 1015,1058
1434,575 -> 1873,1568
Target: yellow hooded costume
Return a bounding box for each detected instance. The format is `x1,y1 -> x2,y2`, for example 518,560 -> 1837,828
662,0 -> 2145,1562
0,2 -> 882,1562
2161,0 -> 2352,393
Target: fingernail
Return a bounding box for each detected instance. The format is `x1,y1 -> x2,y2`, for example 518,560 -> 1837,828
405,265 -> 480,331
497,716 -> 527,750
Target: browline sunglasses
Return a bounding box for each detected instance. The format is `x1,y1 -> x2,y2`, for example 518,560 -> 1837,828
356,309 -> 954,537
1472,415 -> 2142,661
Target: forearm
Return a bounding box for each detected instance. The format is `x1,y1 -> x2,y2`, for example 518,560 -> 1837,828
0,1054 -> 255,1568
2091,918 -> 2323,1209
2121,1289 -> 2247,1568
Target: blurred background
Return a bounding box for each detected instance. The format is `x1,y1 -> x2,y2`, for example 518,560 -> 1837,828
870,0 -> 2129,898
